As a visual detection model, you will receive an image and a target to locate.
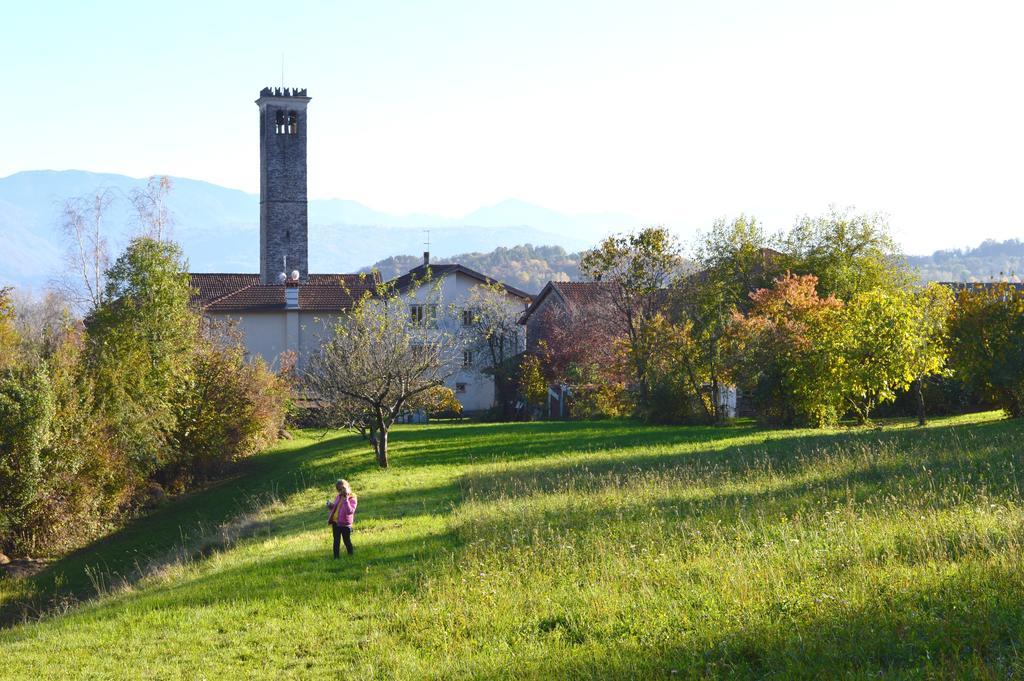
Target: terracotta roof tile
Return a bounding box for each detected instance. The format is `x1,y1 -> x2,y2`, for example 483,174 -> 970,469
518,280 -> 615,323
190,273 -> 260,308
551,281 -> 614,309
189,273 -> 378,312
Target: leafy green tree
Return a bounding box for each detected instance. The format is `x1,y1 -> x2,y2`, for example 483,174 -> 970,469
580,227 -> 683,413
839,288 -> 940,424
30,324 -> 129,554
0,287 -> 19,371
677,216 -> 783,420
783,207 -> 910,301
636,313 -> 710,423
517,353 -> 548,416
692,215 -> 782,313
0,365 -> 54,550
908,284 -> 954,425
947,283 -> 1024,417
86,237 -> 198,477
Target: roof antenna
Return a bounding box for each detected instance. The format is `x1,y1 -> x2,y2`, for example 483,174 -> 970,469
423,229 -> 431,266
281,53 -> 285,88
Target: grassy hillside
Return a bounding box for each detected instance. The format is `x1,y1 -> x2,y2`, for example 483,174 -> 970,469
1,414 -> 1023,679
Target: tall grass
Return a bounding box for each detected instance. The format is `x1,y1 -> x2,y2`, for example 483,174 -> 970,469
1,413 -> 1022,679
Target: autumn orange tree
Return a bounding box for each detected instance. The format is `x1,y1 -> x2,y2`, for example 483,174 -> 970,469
727,273 -> 846,426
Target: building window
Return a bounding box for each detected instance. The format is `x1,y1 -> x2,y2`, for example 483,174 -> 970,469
462,308 -> 474,326
462,350 -> 473,368
287,111 -> 298,134
275,110 -> 286,134
409,304 -> 437,327
455,382 -> 467,394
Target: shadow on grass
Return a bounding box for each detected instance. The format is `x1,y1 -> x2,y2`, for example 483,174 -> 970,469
460,415 -> 1022,504
488,565 -> 1024,680
0,431 -> 358,625
2,414 -> 1017,631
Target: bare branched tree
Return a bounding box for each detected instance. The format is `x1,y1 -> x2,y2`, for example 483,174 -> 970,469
9,288 -> 74,363
305,282 -> 462,468
55,189 -> 114,312
129,175 -> 174,240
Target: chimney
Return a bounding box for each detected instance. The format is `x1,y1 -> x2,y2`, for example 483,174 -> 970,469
285,280 -> 299,309
423,251 -> 430,266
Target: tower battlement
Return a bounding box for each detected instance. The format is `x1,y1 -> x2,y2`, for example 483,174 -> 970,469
259,86 -> 308,98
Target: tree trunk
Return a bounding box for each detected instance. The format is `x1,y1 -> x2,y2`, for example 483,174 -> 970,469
915,377 -> 927,426
376,426 -> 389,468
709,337 -> 720,422
494,370 -> 516,420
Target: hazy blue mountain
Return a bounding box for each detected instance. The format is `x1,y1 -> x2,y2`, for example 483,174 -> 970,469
363,244 -> 584,294
907,238 -> 1024,283
0,170 -> 602,290
462,199 -> 634,241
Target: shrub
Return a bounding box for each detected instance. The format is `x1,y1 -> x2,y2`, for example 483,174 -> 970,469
948,283 -> 1024,417
727,273 -> 845,427
0,365 -> 54,552
167,337 -> 289,489
0,287 -> 19,370
517,354 -> 548,417
24,328 -> 135,554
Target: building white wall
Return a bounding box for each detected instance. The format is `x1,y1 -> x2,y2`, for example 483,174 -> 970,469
207,311 -> 288,369
397,270 -> 529,413
206,310 -> 340,371
206,270 -> 528,414
298,312 -> 341,366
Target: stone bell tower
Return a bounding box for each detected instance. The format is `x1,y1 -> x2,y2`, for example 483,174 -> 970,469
256,86 -> 311,284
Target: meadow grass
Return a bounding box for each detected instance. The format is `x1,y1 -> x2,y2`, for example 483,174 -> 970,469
1,412 -> 1022,679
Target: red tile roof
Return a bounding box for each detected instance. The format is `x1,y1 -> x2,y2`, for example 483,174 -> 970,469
190,274 -> 260,309
550,281 -> 614,310
189,273 -> 378,312
518,280 -> 615,324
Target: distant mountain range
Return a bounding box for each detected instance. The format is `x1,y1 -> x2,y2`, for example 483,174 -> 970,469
363,244 -> 584,294
907,239 -> 1024,284
366,239 -> 1024,296
0,170 -> 631,290
3,170 -> 1021,294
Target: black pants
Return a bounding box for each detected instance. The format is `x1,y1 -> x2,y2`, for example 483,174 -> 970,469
332,523 -> 353,557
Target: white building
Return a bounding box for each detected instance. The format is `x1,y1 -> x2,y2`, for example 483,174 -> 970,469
391,256 -> 532,412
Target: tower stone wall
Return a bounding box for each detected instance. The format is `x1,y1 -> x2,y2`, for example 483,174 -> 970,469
256,87 -> 311,283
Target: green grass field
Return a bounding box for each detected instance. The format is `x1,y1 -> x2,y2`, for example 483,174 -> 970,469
2,413 -> 1023,679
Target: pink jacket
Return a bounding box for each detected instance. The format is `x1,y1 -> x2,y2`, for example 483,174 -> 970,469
328,494 -> 357,527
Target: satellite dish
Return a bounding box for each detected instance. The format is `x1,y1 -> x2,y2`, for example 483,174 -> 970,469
277,272 -> 287,283
290,270 -> 300,281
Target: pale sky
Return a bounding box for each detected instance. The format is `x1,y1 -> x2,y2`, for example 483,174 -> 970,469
3,0 -> 1022,254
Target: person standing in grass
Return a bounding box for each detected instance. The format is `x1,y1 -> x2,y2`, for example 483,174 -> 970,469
327,479 -> 358,558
